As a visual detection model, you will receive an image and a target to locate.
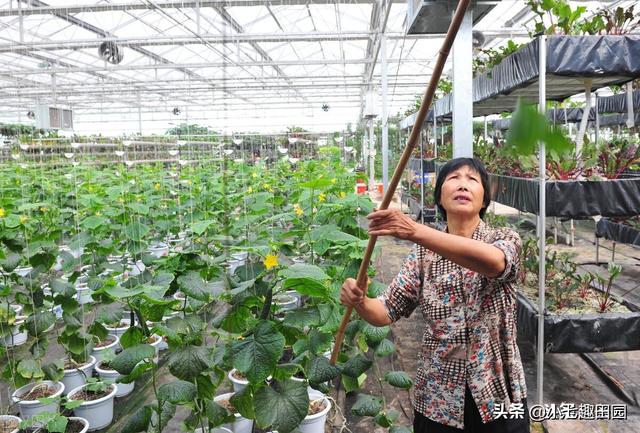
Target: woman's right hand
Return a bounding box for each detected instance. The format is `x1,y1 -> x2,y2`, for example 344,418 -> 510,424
340,278 -> 366,307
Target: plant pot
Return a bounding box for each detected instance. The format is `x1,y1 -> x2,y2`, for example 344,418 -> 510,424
67,383 -> 117,431
194,428 -> 233,433
61,356 -> 96,395
0,316 -> 27,347
14,266 -> 33,278
231,251 -> 248,262
299,390 -> 331,433
91,334 -> 120,363
213,393 -> 253,433
104,320 -> 131,337
0,415 -> 21,433
95,361 -> 134,398
11,380 -> 65,422
148,242 -> 169,258
148,334 -> 162,362
228,369 -> 248,392
66,417 -> 90,433
274,294 -> 298,312
75,283 -> 93,305
284,290 -> 302,307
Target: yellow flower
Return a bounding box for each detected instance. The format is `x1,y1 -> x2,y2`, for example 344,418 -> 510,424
186,179 -> 192,185
19,215 -> 28,225
247,186 -> 253,194
154,183 -> 161,190
318,193 -> 326,202
331,178 -> 337,184
0,208 -> 5,218
339,192 -> 346,198
117,198 -> 124,204
294,204 -> 304,217
252,172 -> 258,178
39,207 -> 48,213
95,212 -> 102,217
263,254 -> 279,270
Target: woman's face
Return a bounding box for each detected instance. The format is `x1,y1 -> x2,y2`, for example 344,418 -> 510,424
439,165 -> 485,220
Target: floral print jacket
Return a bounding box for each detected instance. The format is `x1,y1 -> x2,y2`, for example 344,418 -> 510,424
378,220 -> 527,429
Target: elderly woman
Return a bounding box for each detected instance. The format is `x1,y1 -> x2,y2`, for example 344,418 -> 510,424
341,157 -> 529,433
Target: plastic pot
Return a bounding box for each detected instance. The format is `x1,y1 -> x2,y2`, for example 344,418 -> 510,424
75,283 -> 93,305
148,242 -> 169,258
13,266 -> 32,278
11,380 -> 64,422
95,361 -> 134,398
0,414 -> 21,433
148,334 -> 162,362
104,319 -> 131,337
194,428 -> 233,433
274,294 -> 298,312
213,393 -> 253,433
0,316 -> 27,347
228,369 -> 248,392
298,390 -> 331,433
91,334 -> 120,363
61,356 -> 96,395
68,383 -> 117,431
67,417 -> 89,433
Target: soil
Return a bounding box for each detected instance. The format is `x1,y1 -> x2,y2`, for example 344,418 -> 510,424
94,337 -> 116,348
0,418 -> 19,433
147,336 -> 159,344
19,383 -> 57,400
70,385 -> 114,402
39,419 -> 86,433
106,321 -> 128,329
308,398 -> 326,415
64,360 -> 91,370
99,362 -> 115,371
231,370 -> 246,381
217,399 -> 236,413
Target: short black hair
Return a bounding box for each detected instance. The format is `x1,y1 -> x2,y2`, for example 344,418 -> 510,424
434,157 -> 491,220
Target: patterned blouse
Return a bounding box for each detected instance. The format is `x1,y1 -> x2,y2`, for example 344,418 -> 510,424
378,220 -> 527,429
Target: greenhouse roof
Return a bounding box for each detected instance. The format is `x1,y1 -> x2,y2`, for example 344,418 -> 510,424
0,0 -> 636,134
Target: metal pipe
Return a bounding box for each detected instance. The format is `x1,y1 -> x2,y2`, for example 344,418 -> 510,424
536,34 -> 547,407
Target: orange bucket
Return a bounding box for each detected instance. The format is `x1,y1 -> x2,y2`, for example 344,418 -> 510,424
356,183 -> 367,194
377,183 -> 384,194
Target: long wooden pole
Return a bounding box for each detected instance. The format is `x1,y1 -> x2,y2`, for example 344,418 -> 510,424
330,0 -> 472,365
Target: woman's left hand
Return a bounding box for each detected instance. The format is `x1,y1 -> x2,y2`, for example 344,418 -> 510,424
367,209 -> 419,240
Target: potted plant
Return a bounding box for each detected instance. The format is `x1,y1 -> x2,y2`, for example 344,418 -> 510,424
94,357 -> 134,398
11,380 -> 65,421
19,412 -> 89,433
0,415 -> 20,433
67,379 -> 117,431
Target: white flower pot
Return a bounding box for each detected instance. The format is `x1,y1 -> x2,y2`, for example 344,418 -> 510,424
228,369 -> 248,392
9,304 -> 22,316
274,294 -> 298,312
226,259 -> 244,275
91,334 -> 120,363
0,316 -> 27,347
298,390 -> 331,433
0,414 -> 21,433
11,381 -> 64,422
148,242 -> 169,258
67,417 -> 90,433
231,251 -> 248,262
194,428 -> 233,433
148,335 -> 162,362
95,361 -> 134,398
104,320 -> 131,337
75,283 -> 93,305
61,356 -> 96,395
68,383 -> 117,431
285,290 -> 302,307
213,393 -> 253,433
14,266 -> 32,278
292,257 -> 306,265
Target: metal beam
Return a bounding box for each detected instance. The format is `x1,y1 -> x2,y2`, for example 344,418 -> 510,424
0,0 -> 407,17
0,57 -> 437,76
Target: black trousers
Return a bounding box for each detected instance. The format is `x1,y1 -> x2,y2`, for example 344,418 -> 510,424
413,386 -> 530,433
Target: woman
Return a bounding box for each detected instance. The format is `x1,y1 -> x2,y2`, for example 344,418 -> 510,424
340,157 -> 529,433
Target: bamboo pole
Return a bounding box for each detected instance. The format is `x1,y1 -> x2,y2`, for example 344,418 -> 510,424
330,0 -> 472,365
